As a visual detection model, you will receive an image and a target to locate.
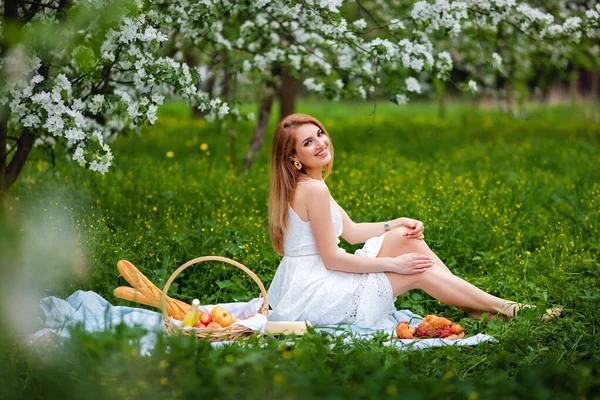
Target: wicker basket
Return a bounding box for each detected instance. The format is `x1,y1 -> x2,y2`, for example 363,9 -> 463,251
161,256 -> 269,342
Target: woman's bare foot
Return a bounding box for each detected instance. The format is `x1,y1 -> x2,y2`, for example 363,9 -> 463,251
499,302 -> 563,321
541,307 -> 564,321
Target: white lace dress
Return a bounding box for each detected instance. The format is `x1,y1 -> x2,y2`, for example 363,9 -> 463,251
267,196 -> 398,330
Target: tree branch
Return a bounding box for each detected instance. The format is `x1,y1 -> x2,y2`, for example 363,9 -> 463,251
467,7 -> 558,43
108,79 -> 135,84
262,5 -> 369,75
23,0 -> 42,22
472,11 -> 489,62
361,16 -> 411,36
18,0 -> 59,11
355,0 -> 400,41
82,45 -> 123,101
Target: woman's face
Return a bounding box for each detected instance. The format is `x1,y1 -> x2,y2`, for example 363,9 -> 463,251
292,123 -> 332,171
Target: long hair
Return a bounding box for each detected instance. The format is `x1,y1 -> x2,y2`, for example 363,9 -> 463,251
268,113 -> 334,255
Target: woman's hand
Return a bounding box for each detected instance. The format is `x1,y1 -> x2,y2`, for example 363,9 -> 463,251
389,253 -> 434,274
399,218 -> 425,240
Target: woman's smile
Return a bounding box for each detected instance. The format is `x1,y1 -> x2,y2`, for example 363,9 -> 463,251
315,146 -> 328,157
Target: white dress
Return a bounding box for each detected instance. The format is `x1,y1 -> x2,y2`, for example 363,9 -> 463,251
267,195 -> 398,330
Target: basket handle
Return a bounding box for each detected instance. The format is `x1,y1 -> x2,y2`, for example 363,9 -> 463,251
160,256 -> 269,324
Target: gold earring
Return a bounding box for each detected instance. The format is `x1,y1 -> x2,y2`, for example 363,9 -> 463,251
294,160 -> 302,170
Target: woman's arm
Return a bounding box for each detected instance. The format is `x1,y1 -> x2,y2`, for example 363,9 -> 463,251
306,182 -> 431,274
335,202 -> 424,244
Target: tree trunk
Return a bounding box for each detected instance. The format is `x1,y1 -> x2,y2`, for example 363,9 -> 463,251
4,0 -> 18,20
1,0 -> 20,194
569,69 -> 579,108
205,59 -> 218,98
0,114 -> 7,193
223,67 -> 233,100
504,85 -> 513,115
244,84 -> 275,171
433,77 -> 446,120
589,70 -> 598,122
278,68 -> 297,120
222,67 -> 237,170
1,131 -> 35,193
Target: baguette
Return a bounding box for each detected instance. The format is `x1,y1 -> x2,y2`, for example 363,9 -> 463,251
114,260 -> 190,320
114,286 -> 155,307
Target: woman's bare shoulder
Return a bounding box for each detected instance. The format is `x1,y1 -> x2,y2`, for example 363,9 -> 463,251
296,179 -> 329,194
292,179 -> 329,219
295,179 -> 329,202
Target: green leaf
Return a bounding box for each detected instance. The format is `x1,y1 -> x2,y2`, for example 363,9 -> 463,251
411,292 -> 423,301
216,279 -> 233,289
74,46 -> 97,73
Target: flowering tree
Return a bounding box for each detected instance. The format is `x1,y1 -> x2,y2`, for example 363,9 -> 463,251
1,0 -> 598,192
0,0 -> 230,193
160,0 -> 599,167
416,1 -> 600,112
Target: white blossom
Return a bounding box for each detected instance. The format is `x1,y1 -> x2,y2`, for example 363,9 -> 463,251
395,94 -> 408,105
467,80 -> 478,94
491,52 -> 502,68
586,9 -> 599,21
23,114 -> 41,128
435,51 -> 453,79
303,78 -> 324,93
405,77 -> 422,93
388,19 -> 406,31
563,17 -> 582,32
31,74 -> 44,84
352,19 -> 367,30
64,128 -> 86,147
72,146 -> 86,166
357,86 -> 367,99
89,95 -> 105,113
147,105 -> 158,124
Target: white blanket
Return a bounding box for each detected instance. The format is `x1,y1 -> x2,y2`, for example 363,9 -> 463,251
34,291 -> 495,354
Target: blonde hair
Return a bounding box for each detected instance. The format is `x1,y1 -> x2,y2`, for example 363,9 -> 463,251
268,113 -> 334,255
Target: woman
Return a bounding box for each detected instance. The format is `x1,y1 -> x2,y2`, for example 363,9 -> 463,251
267,113 -> 560,330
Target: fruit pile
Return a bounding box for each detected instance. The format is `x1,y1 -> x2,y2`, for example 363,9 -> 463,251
414,325 -> 456,338
395,315 -> 464,340
182,299 -> 245,330
192,306 -> 242,330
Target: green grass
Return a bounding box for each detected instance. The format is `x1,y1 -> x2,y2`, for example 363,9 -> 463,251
1,100 -> 599,399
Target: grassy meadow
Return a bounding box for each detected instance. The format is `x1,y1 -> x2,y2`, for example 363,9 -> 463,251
1,100 -> 599,399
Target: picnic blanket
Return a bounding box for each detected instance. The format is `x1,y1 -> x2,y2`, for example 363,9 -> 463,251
33,291 -> 495,354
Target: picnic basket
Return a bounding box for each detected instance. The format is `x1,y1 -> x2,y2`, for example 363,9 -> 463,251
160,255 -> 269,342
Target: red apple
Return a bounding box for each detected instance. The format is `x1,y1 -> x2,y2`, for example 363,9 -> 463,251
199,312 -> 212,325
193,322 -> 207,329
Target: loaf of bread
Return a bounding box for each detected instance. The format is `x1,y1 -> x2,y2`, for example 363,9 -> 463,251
113,260 -> 190,320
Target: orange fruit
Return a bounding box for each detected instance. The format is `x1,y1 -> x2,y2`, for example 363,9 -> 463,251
207,321 -> 223,329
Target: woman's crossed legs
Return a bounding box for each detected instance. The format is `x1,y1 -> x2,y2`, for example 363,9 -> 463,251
377,227 -> 559,320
